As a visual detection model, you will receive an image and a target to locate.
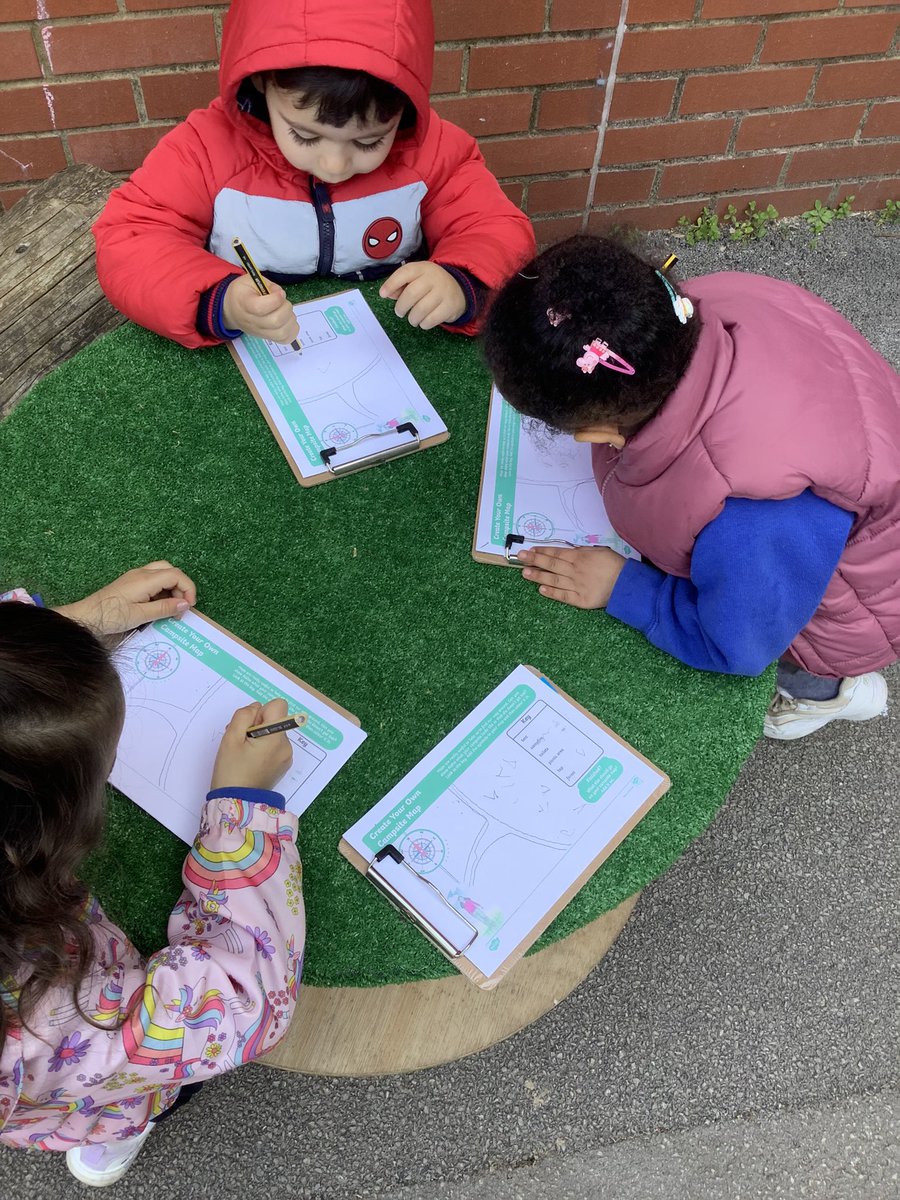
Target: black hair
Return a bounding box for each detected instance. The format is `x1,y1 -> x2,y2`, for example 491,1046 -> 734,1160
482,234 -> 702,433
267,65 -> 415,130
0,603 -> 124,1052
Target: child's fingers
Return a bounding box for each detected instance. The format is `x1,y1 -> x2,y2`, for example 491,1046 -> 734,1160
392,277 -> 432,320
405,294 -> 445,329
226,702 -> 265,736
379,263 -> 419,300
134,596 -> 192,622
257,697 -> 289,725
142,564 -> 198,605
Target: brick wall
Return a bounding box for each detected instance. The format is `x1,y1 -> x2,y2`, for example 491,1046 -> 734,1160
1,0 -> 897,237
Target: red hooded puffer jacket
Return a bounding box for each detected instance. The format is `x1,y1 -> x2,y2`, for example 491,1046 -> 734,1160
93,0 -> 535,348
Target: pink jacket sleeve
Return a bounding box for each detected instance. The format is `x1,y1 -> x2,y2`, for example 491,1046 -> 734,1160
92,117 -> 238,349
0,795 -> 304,1150
419,117 -> 536,335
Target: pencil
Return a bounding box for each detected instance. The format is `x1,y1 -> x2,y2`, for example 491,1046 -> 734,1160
231,237 -> 303,353
246,712 -> 308,739
661,253 -> 678,274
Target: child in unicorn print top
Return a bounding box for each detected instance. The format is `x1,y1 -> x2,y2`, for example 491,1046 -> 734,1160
0,565 -> 304,1187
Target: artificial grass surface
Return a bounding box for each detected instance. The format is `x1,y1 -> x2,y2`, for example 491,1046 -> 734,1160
0,280 -> 772,987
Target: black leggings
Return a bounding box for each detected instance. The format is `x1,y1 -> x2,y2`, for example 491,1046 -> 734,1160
154,1081 -> 204,1126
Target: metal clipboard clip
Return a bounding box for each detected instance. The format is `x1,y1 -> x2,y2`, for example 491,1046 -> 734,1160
320,421 -> 420,477
366,845 -> 478,960
504,532 -> 579,566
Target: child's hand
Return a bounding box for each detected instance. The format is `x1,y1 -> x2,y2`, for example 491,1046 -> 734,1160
223,274 -> 300,343
210,699 -> 294,793
379,262 -> 466,329
56,561 -> 197,635
518,547 -> 627,610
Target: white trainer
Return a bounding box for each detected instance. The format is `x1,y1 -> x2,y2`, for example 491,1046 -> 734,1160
66,1123 -> 155,1187
764,672 -> 889,741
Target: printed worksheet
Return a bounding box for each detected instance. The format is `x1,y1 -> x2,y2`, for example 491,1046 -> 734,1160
473,387 -> 639,564
111,611 -> 366,843
230,289 -> 448,483
342,666 -> 667,980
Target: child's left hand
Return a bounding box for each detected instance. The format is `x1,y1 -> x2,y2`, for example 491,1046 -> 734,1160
519,546 -> 627,610
379,262 -> 466,329
55,561 -> 197,635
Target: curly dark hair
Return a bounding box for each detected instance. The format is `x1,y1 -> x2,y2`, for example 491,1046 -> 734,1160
267,65 -> 414,130
0,603 -> 123,1053
482,234 -> 701,432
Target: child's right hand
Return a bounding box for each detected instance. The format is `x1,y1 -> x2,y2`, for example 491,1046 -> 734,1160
222,274 -> 300,343
210,699 -> 294,792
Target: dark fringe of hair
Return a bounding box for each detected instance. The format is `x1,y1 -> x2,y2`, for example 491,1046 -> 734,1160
268,65 -> 414,129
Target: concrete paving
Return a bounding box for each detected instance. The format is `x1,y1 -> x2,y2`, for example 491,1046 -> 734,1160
1,216 -> 898,1199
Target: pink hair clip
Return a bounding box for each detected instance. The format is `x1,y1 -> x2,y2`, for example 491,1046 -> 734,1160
547,306 -> 570,327
576,339 -> 635,376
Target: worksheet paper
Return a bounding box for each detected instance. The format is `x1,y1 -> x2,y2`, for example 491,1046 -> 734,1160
473,387 -> 639,562
110,612 -> 366,843
343,666 -> 666,978
230,289 -> 448,481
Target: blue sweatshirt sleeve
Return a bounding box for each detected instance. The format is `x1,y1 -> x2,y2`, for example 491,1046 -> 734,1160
606,491 -> 853,676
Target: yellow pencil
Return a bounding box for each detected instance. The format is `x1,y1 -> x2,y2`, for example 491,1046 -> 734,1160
661,253 -> 678,274
232,237 -> 303,353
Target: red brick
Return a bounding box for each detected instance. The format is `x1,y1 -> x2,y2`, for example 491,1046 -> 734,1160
481,131 -> 597,178
610,79 -> 676,122
815,60 -> 900,102
680,68 -> 814,115
0,30 -> 40,82
786,140 -> 900,184
532,212 -> 585,245
68,123 -> 175,172
433,92 -> 534,138
3,0 -> 115,15
0,79 -> 138,135
528,175 -> 590,214
0,135 -> 67,184
468,39 -> 612,91
736,104 -> 864,152
760,15 -> 897,64
602,117 -> 733,165
433,48 -> 463,94
845,0 -> 899,6
702,0 -> 832,16
659,153 -> 786,198
124,0 -> 229,8
141,70 -> 218,119
551,0 -> 694,31
434,0 -> 544,41
0,186 -> 30,210
501,181 -> 525,208
844,179 -> 900,213
861,101 -> 900,141
619,25 -> 763,75
539,79 -> 676,129
588,201 -> 694,231
549,0 -> 621,33
48,15 -> 218,74
539,86 -> 603,130
591,167 -> 656,205
707,187 -> 823,218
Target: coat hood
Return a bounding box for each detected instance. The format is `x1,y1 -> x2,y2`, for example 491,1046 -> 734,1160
219,0 -> 434,129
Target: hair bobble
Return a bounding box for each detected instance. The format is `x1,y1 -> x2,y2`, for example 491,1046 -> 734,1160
655,269 -> 694,325
576,339 -> 635,376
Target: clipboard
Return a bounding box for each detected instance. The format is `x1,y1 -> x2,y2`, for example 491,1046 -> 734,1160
227,288 -> 449,487
471,386 -> 636,566
339,666 -> 670,989
112,609 -> 365,843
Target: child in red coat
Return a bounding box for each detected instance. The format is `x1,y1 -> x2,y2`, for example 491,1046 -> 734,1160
93,0 -> 535,349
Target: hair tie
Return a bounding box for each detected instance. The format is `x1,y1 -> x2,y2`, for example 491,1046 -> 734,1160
576,339 -> 635,376
655,270 -> 693,325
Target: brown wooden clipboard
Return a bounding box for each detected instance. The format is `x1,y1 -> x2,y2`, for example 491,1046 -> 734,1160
339,666 -> 669,989
227,288 -> 449,488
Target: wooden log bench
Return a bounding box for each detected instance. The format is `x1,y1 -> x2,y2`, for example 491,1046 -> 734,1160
0,164 -> 123,418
